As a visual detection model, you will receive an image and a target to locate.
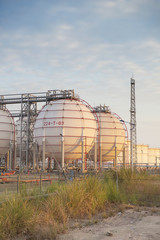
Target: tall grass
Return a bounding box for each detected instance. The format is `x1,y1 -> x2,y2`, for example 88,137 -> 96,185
0,170 -> 160,239
0,176 -> 110,239
104,168 -> 160,206
62,177 -> 107,217
0,197 -> 36,239
45,177 -> 108,217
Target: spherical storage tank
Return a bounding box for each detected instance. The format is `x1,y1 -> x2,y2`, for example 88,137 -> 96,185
0,108 -> 15,157
34,99 -> 97,163
94,105 -> 126,162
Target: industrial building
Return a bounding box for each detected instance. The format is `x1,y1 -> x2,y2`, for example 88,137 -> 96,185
116,141 -> 160,168
136,144 -> 160,167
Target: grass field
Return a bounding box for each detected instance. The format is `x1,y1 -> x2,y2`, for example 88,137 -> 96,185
0,169 -> 160,239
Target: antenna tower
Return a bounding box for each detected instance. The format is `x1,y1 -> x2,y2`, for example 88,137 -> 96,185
130,78 -> 137,169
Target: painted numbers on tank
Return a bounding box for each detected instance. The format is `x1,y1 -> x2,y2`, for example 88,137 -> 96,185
43,121 -> 64,127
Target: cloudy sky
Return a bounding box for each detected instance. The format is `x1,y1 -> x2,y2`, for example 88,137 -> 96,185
0,0 -> 160,148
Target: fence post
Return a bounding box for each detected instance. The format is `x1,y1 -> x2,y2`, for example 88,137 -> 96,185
116,170 -> 119,191
17,174 -> 20,194
40,173 -> 42,193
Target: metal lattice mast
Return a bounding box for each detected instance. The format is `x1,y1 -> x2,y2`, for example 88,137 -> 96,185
20,94 -> 37,171
130,78 -> 137,169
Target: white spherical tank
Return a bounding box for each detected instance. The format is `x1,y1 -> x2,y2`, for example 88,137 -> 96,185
34,99 -> 97,163
95,106 -> 126,162
0,108 -> 15,157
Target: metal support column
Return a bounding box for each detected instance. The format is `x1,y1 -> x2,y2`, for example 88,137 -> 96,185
26,95 -> 30,170
61,134 -> 65,169
19,94 -> 37,171
7,151 -> 9,171
114,141 -> 117,168
123,146 -> 126,168
42,130 -> 46,171
20,94 -> 23,171
14,143 -> 16,170
94,139 -> 97,170
81,137 -> 85,173
99,136 -> 102,169
33,141 -> 36,170
36,145 -> 39,170
9,141 -> 12,170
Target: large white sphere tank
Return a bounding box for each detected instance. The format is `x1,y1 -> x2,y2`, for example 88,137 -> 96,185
34,99 -> 97,162
0,108 -> 15,157
95,105 -> 126,162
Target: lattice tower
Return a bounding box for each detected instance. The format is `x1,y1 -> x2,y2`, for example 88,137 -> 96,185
130,78 -> 137,168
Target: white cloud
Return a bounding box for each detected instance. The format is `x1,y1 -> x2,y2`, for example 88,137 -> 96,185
1,30 -> 160,95
94,0 -> 159,18
94,0 -> 138,17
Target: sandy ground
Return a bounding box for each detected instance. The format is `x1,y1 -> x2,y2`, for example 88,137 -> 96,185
58,207 -> 160,240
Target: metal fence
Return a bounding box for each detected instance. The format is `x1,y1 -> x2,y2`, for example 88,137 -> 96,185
1,170 -> 160,206
0,172 -> 60,201
0,170 -> 95,201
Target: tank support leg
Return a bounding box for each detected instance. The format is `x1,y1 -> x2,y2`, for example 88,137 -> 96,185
94,139 -> 97,170
7,151 -> 9,171
9,141 -> 13,170
81,137 -> 85,173
99,136 -> 102,169
123,146 -> 126,168
61,136 -> 64,169
14,143 -> 16,170
33,141 -> 36,170
42,139 -> 45,171
114,142 -> 117,168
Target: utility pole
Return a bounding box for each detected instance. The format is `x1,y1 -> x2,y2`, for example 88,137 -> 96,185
130,78 -> 137,169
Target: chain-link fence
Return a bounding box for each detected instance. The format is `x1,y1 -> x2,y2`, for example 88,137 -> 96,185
0,172 -> 60,201
1,170 -> 160,206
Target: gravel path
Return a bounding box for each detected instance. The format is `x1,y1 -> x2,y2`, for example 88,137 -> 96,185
58,208 -> 160,240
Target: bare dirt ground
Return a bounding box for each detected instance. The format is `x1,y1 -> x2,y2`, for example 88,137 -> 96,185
58,207 -> 160,240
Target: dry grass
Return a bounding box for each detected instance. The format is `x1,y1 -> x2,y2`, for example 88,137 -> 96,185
0,170 -> 160,239
63,177 -> 107,217
0,176 -> 108,239
0,197 -> 36,239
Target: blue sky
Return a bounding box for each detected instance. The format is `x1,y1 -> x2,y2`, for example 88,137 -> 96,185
0,0 -> 160,147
